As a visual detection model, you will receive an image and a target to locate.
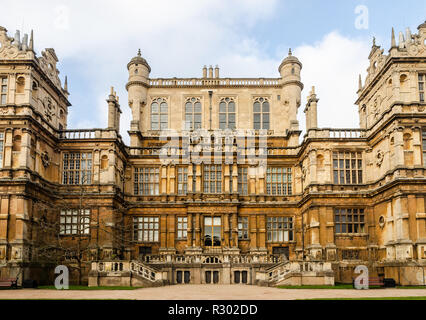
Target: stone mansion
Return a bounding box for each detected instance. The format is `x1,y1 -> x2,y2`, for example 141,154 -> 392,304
0,21 -> 425,286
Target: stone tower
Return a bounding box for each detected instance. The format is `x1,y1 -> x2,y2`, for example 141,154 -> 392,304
126,49 -> 151,147
278,49 -> 303,146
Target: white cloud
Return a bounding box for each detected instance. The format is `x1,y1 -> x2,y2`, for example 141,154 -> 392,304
294,32 -> 371,135
0,2 -> 371,145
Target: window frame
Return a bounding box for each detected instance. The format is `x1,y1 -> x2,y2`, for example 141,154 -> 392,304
219,97 -> 236,130
184,97 -> 202,130
238,216 -> 249,240
133,216 -> 160,243
176,216 -> 188,240
422,129 -> 426,167
0,132 -> 4,169
419,74 -> 425,103
61,152 -> 93,185
150,97 -> 168,130
266,167 -> 293,195
332,151 -> 363,185
203,164 -> 223,194
266,216 -> 294,243
59,209 -> 91,236
176,166 -> 188,195
238,167 -> 248,195
253,97 -> 270,130
334,208 -> 366,235
134,167 -> 160,196
0,76 -> 7,105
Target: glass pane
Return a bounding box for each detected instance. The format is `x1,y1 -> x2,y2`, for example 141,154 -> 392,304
151,103 -> 159,113
253,102 -> 260,113
219,102 -> 226,113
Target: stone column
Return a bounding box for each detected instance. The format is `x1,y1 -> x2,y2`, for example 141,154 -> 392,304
187,213 -> 193,247
195,213 -> 201,247
19,129 -> 31,168
249,215 -> 257,251
224,213 -> 230,247
232,163 -> 238,195
258,214 -> 266,250
160,214 -> 167,250
232,213 -> 238,248
187,164 -> 193,194
169,165 -> 176,195
3,129 -> 13,168
412,127 -> 422,167
394,128 -> 405,167
224,165 -> 230,193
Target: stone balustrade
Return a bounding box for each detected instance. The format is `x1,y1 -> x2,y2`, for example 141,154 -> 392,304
149,78 -> 281,87
59,129 -> 119,140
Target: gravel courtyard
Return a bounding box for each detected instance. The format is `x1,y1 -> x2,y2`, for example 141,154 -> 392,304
0,285 -> 425,300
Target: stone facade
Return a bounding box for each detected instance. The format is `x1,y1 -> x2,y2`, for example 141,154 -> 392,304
0,22 -> 425,286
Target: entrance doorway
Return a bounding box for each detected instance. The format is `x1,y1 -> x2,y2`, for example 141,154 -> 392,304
204,217 -> 221,247
205,271 -> 219,284
176,271 -> 191,284
273,247 -> 289,260
234,271 -> 248,284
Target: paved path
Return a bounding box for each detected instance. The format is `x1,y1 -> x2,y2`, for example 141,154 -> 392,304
0,285 -> 426,300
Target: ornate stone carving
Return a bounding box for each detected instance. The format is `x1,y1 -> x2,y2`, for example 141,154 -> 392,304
41,151 -> 50,168
376,150 -> 384,167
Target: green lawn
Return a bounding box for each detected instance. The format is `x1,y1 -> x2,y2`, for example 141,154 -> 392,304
277,283 -> 354,289
37,285 -> 142,290
306,296 -> 426,300
278,284 -> 426,290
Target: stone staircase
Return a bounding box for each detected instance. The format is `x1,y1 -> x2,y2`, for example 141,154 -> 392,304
88,260 -> 167,287
256,261 -> 335,286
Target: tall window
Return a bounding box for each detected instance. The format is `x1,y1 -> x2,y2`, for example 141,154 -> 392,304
0,132 -> 3,169
185,97 -> 202,130
219,98 -> 236,129
59,209 -> 90,236
334,208 -> 365,234
419,74 -> 425,102
422,130 -> 426,166
253,97 -> 270,130
267,217 -> 293,242
177,167 -> 188,195
62,152 -> 92,185
204,217 -> 221,247
134,167 -> 159,195
238,216 -> 249,240
177,217 -> 188,239
238,167 -> 248,195
203,164 -> 222,193
151,98 -> 168,130
333,151 -> 363,184
1,77 -> 7,105
133,217 -> 159,242
266,167 -> 292,195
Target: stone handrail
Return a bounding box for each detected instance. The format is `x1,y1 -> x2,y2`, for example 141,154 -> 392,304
59,129 -> 119,140
265,261 -> 333,283
140,253 -> 284,265
149,78 -> 281,87
305,128 -> 366,140
93,261 -> 160,282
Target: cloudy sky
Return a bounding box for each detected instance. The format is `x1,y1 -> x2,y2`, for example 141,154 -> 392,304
1,0 -> 425,143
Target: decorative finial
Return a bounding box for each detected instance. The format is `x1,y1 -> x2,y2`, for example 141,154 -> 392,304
358,74 -> 362,91
373,37 -> 376,46
110,86 -> 114,95
391,28 -> 396,48
29,30 -> 33,51
137,49 -> 141,56
288,48 -> 292,56
64,76 -> 68,92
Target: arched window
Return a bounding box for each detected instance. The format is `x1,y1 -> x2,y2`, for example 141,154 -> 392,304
150,98 -> 168,130
12,135 -> 21,152
253,97 -> 270,130
403,133 -> 412,150
100,155 -> 108,170
185,97 -> 202,130
219,98 -> 235,130
16,76 -> 25,94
